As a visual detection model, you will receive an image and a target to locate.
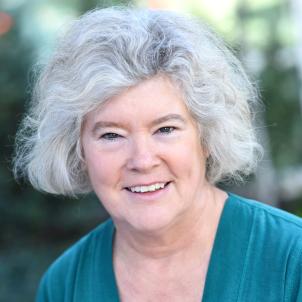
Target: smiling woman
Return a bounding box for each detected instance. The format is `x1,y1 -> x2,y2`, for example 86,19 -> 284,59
81,75 -> 210,234
13,6 -> 302,302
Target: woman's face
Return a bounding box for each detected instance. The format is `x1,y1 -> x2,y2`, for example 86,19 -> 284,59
81,76 -> 209,233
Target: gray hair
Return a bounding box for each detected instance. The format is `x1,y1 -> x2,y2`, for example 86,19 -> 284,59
13,6 -> 263,196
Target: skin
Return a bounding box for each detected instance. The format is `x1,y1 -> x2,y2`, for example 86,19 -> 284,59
81,75 -> 227,301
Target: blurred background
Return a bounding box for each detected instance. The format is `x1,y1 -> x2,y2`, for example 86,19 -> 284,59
0,0 -> 301,300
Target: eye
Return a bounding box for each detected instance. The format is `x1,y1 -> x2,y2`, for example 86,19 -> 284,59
157,126 -> 176,134
100,132 -> 122,141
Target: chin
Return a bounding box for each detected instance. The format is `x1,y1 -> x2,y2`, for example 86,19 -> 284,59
125,210 -> 181,235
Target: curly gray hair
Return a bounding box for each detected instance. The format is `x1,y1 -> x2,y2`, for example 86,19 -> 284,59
13,6 -> 263,196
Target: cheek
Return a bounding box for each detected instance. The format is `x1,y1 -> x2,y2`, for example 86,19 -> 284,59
84,148 -> 119,188
169,139 -> 205,174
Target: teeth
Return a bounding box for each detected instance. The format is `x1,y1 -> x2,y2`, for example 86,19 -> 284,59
129,182 -> 166,193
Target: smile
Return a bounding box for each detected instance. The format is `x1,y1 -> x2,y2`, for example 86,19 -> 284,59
126,182 -> 169,193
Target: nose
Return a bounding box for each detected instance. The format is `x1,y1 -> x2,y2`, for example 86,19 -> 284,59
126,135 -> 161,172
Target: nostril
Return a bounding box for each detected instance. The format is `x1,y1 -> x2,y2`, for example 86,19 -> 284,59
126,147 -> 160,171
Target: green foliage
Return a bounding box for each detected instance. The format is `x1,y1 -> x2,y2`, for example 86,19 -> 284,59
261,63 -> 301,167
241,2 -> 302,168
79,0 -> 132,13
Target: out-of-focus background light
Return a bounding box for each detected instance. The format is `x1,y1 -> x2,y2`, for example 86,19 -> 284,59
0,11 -> 14,35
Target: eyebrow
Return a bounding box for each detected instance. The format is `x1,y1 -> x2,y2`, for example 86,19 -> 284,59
150,114 -> 187,127
91,121 -> 124,136
91,113 -> 186,135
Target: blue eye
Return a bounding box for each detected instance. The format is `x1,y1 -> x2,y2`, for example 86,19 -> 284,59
100,133 -> 121,141
157,126 -> 175,134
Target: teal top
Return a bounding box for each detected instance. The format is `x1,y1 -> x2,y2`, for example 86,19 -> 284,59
36,193 -> 302,301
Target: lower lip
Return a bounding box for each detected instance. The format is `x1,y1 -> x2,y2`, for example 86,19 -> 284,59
125,183 -> 171,201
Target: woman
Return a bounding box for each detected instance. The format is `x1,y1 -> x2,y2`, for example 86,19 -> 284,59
14,7 -> 302,302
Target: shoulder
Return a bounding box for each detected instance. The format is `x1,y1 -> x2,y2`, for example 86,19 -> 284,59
226,192 -> 302,265
47,218 -> 113,273
228,192 -> 302,234
227,193 -> 302,300
36,219 -> 114,301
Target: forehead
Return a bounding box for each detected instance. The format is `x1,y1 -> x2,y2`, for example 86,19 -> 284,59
84,75 -> 193,126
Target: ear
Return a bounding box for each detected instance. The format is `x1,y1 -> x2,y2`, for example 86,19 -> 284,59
76,138 -> 87,168
201,143 -> 209,159
80,161 -> 87,172
204,148 -> 210,159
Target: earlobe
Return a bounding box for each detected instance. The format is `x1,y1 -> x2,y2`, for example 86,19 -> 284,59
81,160 -> 87,171
80,151 -> 87,170
205,149 -> 210,159
201,144 -> 209,159
76,138 -> 86,166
